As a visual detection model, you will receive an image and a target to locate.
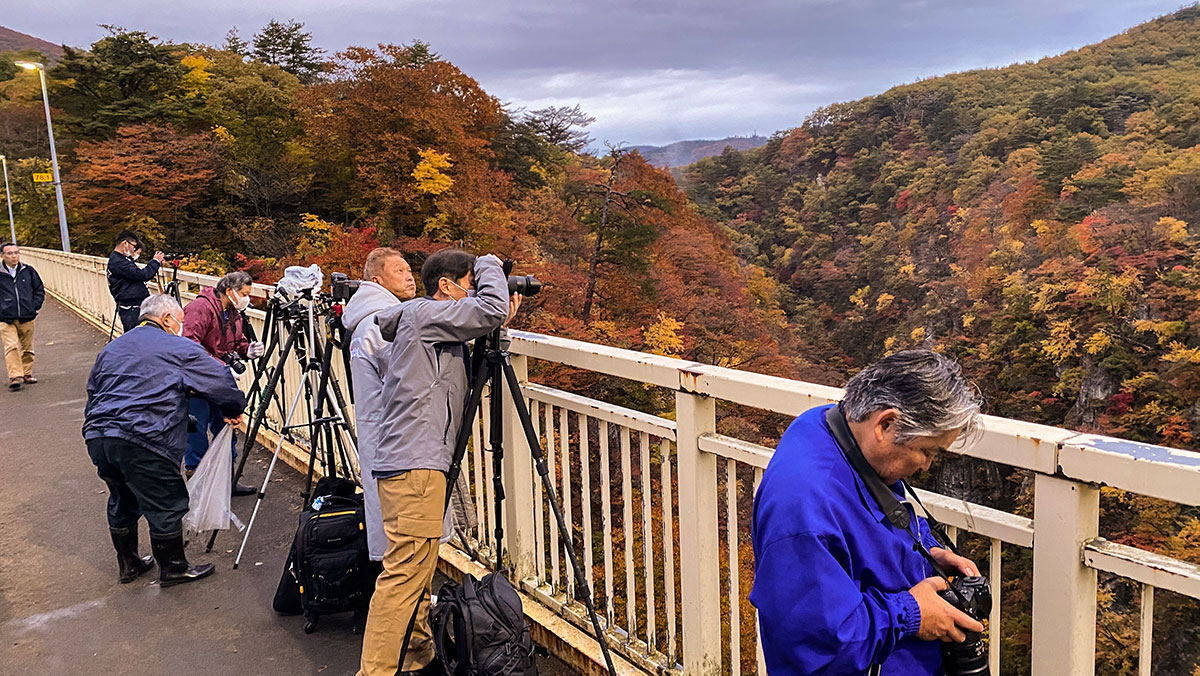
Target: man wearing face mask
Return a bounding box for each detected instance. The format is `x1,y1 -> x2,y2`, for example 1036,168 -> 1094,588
84,294 -> 246,587
107,230 -> 166,333
181,271 -> 263,493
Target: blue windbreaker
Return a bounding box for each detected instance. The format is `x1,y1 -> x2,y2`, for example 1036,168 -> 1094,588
84,322 -> 247,465
751,404 -> 944,675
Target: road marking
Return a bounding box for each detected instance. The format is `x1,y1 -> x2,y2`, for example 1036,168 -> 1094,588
5,598 -> 107,634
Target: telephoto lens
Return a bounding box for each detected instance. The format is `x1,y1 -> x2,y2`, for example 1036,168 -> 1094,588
507,274 -> 542,297
937,576 -> 993,676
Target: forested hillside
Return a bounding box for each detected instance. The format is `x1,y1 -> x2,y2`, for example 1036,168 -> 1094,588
683,6 -> 1200,673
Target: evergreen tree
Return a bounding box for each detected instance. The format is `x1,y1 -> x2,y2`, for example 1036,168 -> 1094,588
224,27 -> 249,57
251,19 -> 325,84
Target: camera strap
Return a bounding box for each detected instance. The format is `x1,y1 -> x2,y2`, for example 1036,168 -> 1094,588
824,405 -> 957,572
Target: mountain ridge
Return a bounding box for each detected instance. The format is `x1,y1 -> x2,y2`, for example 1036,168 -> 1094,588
633,135 -> 767,168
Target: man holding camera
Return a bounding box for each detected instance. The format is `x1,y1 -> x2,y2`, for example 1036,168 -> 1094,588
752,350 -> 986,676
84,294 -> 246,587
182,270 -> 263,494
357,249 -> 517,676
107,230 -> 165,333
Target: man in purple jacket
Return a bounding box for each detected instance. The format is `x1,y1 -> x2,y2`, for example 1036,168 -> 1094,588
182,271 -> 263,494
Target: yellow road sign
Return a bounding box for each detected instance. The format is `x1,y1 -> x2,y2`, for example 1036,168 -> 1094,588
32,173 -> 53,183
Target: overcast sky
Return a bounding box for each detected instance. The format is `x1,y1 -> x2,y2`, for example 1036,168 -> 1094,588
4,0 -> 1187,146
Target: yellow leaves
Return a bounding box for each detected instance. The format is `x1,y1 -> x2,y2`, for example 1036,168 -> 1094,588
883,336 -> 897,353
849,285 -> 870,309
1041,319 -> 1078,364
1124,146 -> 1200,207
413,148 -> 454,195
1162,341 -> 1200,364
422,212 -> 451,239
962,314 -> 976,329
642,313 -> 685,357
1120,372 -> 1160,394
876,293 -> 895,311
1132,319 -> 1185,345
898,263 -> 915,277
213,125 -> 235,144
296,213 -> 334,257
910,327 -> 926,343
1083,330 -> 1112,355
1079,268 -> 1142,315
1156,216 -> 1189,243
180,54 -> 212,98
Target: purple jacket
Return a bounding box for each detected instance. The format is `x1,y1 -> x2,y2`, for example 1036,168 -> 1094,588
183,287 -> 249,361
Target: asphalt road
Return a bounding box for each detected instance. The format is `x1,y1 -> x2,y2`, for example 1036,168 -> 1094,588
0,299 -> 573,676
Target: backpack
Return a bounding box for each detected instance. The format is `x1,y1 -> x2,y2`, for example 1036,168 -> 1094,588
432,573 -> 537,676
273,478 -> 373,633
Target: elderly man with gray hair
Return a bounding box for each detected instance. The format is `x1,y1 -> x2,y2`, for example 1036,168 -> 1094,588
752,350 -> 985,676
84,294 -> 246,587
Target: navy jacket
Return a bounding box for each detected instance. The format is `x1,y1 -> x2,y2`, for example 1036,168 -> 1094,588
106,251 -> 161,305
0,262 -> 44,322
84,322 -> 247,465
751,404 -> 943,676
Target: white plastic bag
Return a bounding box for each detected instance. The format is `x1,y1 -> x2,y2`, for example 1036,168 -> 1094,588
183,426 -> 244,535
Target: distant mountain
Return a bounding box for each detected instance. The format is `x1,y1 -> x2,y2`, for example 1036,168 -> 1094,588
633,135 -> 768,168
0,26 -> 63,62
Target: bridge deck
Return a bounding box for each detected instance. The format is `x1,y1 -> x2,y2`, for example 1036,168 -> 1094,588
0,300 -> 571,675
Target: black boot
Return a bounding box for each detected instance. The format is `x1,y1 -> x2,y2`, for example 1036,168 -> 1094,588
150,533 -> 215,587
109,527 -> 155,584
232,482 -> 256,497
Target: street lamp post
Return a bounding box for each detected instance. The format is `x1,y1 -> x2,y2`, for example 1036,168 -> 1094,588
15,61 -> 70,252
0,156 -> 13,244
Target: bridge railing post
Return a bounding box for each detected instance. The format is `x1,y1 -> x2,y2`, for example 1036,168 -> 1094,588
675,390 -> 722,674
1032,473 -> 1099,674
502,353 -> 537,584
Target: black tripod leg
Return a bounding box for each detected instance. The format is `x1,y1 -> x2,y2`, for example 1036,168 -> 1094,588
502,361 -> 618,676
489,357 -> 506,573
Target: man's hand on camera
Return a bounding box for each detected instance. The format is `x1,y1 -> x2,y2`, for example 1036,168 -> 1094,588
153,251 -> 166,263
930,547 -> 979,577
910,576 -> 984,643
246,341 -> 266,359
503,294 -> 522,327
224,414 -> 243,426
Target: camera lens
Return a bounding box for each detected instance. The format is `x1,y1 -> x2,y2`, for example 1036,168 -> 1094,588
507,274 -> 542,297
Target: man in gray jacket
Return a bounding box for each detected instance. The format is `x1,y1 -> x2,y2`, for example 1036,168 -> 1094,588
358,249 -> 515,676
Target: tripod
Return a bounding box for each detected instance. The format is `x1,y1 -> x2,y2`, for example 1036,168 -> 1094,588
157,259 -> 183,305
203,291 -> 361,564
426,326 -> 618,675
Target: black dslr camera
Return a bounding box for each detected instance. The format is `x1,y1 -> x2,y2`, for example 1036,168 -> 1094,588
938,575 -> 992,676
221,351 -> 247,375
502,260 -> 542,297
331,272 -> 361,303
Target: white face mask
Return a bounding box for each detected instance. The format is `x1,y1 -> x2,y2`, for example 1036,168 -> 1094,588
230,290 -> 250,311
168,316 -> 183,337
131,252 -> 140,261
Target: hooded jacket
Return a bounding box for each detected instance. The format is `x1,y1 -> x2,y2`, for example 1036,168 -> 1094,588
0,261 -> 44,322
343,281 -> 481,558
183,286 -> 250,361
372,255 -> 508,477
84,322 -> 247,465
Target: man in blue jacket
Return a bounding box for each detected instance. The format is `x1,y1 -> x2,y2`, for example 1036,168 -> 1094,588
0,242 -> 43,390
752,350 -> 985,675
84,294 -> 247,587
106,230 -> 164,332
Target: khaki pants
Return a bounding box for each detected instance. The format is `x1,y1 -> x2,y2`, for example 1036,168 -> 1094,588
358,469 -> 446,676
0,319 -> 34,381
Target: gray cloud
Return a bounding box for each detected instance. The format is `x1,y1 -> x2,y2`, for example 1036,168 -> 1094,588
5,0 -> 1185,145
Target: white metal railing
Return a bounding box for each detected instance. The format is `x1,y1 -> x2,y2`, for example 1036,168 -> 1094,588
25,247 -> 1200,675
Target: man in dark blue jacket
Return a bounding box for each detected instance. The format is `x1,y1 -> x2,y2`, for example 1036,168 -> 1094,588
106,230 -> 164,333
84,294 -> 247,587
752,350 -> 985,675
0,242 -> 43,391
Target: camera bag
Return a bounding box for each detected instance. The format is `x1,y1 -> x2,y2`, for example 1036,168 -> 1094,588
273,478 -> 374,633
432,573 -> 537,676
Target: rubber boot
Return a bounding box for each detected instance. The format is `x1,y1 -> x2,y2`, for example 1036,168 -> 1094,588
109,527 -> 155,584
151,533 -> 215,587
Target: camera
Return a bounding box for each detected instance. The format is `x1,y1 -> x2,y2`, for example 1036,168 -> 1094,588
501,260 -> 542,297
938,575 -> 992,676
331,272 -> 361,303
221,351 -> 247,375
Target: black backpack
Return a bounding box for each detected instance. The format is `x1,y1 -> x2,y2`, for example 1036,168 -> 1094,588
273,479 -> 374,633
432,573 -> 537,676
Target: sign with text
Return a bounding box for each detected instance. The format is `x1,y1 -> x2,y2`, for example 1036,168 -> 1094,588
32,173 -> 54,183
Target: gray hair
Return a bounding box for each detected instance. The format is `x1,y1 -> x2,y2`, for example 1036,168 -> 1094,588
215,270 -> 254,295
138,294 -> 183,320
842,349 -> 982,444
